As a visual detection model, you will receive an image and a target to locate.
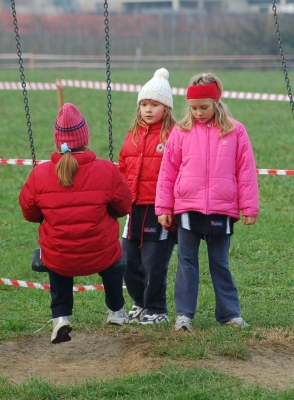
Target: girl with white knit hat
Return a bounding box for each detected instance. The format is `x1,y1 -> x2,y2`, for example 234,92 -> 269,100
118,68 -> 177,325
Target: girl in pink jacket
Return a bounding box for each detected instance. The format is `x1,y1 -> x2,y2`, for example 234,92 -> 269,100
155,73 -> 259,332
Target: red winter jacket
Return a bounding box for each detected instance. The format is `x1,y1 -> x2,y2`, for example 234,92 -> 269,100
118,121 -> 173,204
19,150 -> 132,276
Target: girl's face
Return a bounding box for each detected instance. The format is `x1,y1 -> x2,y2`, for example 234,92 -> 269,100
188,98 -> 215,123
140,100 -> 165,125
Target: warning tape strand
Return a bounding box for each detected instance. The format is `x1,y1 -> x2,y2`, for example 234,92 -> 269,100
1,159 -> 293,175
0,79 -> 291,102
0,278 -> 105,291
0,278 -> 127,291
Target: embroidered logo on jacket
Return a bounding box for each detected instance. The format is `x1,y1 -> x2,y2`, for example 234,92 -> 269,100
143,227 -> 157,233
222,140 -> 228,146
211,221 -> 223,227
156,144 -> 165,153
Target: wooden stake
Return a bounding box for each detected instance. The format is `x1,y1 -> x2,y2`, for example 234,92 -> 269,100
56,78 -> 64,110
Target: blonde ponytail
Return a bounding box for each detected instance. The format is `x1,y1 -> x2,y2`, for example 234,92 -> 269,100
55,146 -> 88,186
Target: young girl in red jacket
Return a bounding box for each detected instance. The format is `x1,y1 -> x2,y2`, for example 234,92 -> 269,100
19,103 -> 132,344
119,68 -> 177,324
156,72 -> 259,332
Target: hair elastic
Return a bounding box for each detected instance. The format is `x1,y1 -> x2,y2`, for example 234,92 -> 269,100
186,83 -> 221,100
61,143 -> 71,153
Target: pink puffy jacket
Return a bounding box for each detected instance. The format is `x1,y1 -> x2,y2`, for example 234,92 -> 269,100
155,119 -> 259,221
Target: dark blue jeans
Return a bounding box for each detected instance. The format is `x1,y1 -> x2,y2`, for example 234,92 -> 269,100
175,226 -> 240,323
123,235 -> 176,314
49,268 -> 125,318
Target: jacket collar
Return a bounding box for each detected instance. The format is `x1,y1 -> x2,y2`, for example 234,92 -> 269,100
138,120 -> 163,134
51,150 -> 97,165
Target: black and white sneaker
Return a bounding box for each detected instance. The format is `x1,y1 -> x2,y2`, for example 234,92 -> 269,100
127,305 -> 147,323
140,313 -> 169,325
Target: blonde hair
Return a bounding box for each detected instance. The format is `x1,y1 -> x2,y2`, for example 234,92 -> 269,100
130,100 -> 176,146
55,146 -> 88,186
178,72 -> 235,137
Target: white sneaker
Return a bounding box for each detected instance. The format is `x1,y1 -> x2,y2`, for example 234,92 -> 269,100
51,316 -> 72,344
139,313 -> 169,325
175,315 -> 192,332
107,307 -> 128,325
224,317 -> 250,328
128,305 -> 147,323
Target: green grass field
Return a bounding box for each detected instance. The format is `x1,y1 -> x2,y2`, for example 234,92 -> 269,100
1,68 -> 294,399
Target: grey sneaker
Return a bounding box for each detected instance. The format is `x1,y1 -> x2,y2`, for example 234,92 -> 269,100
224,317 -> 250,328
175,315 -> 192,332
51,316 -> 72,344
140,313 -> 169,325
107,307 -> 128,325
128,305 -> 147,323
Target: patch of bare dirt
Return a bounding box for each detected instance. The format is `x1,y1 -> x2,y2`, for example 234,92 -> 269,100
0,331 -> 294,389
0,332 -> 162,385
179,344 -> 294,390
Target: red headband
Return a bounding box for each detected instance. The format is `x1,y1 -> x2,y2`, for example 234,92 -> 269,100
186,83 -> 221,101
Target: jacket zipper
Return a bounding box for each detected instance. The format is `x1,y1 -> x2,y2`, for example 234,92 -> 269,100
205,123 -> 210,214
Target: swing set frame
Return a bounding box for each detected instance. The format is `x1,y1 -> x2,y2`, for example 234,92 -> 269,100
10,0 -> 114,166
10,1 -> 294,170
7,0 -> 294,275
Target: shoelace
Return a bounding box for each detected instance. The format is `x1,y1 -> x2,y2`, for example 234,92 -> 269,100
34,318 -> 52,333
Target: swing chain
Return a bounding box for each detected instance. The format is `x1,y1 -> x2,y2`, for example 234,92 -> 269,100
272,1 -> 294,119
10,0 -> 36,167
104,0 -> 113,162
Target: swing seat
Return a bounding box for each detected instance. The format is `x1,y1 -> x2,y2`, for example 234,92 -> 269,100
32,249 -> 50,272
31,249 -> 128,273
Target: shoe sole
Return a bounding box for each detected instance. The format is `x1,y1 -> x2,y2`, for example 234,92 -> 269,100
140,319 -> 169,325
107,319 -> 128,326
51,325 -> 72,344
128,318 -> 140,324
175,326 -> 192,332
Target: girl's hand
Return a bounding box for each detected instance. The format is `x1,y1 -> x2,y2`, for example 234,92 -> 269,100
158,214 -> 172,227
242,215 -> 257,225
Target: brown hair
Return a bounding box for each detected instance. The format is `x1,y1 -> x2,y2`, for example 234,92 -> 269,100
55,146 -> 88,186
129,100 -> 176,146
178,72 -> 235,137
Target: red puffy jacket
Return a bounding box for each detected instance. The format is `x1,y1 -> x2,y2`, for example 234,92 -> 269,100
19,150 -> 132,276
118,121 -> 173,204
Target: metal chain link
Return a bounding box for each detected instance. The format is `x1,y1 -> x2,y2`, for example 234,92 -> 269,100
104,0 -> 113,161
10,0 -> 36,167
272,0 -> 294,119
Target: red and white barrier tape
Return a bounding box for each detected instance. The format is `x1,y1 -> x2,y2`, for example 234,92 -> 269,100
1,159 -> 293,175
256,169 -> 294,176
0,82 -> 57,90
0,278 -> 104,291
0,79 -> 291,102
0,158 -> 48,165
59,79 -> 291,101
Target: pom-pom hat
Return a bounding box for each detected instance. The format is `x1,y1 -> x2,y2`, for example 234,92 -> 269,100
137,68 -> 173,109
54,103 -> 89,149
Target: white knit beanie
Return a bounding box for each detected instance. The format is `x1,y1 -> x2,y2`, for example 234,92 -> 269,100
137,68 -> 173,109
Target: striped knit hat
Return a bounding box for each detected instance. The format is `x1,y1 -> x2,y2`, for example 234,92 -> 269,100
54,103 -> 89,149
